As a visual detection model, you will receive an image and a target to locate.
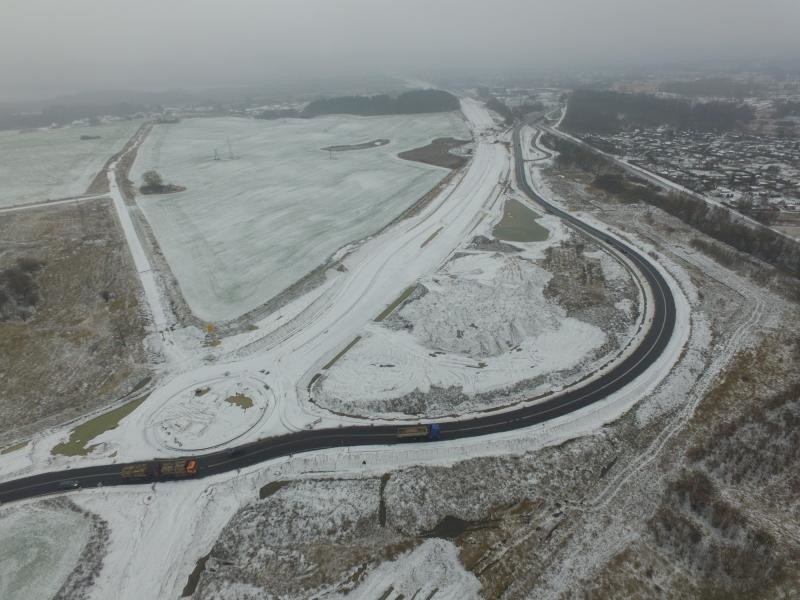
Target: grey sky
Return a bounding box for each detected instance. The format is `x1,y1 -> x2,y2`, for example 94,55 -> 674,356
2,0 -> 799,99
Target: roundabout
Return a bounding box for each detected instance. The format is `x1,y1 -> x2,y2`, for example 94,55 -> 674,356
148,376 -> 274,452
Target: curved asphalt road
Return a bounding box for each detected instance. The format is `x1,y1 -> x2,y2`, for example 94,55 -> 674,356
0,124 -> 676,504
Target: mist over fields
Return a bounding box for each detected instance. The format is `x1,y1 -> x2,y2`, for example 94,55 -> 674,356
2,0 -> 799,100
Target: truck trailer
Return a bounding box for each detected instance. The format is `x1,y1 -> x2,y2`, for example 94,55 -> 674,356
120,463 -> 150,479
156,459 -> 199,477
120,459 -> 199,480
396,424 -> 441,441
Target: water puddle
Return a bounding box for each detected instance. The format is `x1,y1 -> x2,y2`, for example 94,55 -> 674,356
181,552 -> 211,597
259,480 -> 290,500
492,198 -> 549,242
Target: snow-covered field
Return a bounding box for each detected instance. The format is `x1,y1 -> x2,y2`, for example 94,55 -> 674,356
0,120 -> 140,207
130,112 -> 469,322
0,502 -> 93,600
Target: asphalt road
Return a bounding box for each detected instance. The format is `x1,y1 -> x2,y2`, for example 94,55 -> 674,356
0,123 -> 676,505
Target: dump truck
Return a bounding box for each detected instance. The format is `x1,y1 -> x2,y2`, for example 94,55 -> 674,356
121,463 -> 150,479
396,424 -> 441,441
155,459 -> 199,478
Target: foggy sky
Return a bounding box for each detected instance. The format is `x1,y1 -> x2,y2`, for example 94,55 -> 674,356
2,0 -> 799,100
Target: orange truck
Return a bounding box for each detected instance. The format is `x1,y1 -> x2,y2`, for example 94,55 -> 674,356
156,459 -> 199,477
120,459 -> 199,480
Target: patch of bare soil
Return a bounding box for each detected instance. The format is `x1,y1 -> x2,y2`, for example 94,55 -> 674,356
398,137 -> 470,169
0,199 -> 150,443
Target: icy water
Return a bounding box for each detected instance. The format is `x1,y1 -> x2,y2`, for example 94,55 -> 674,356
132,112 -> 469,322
493,198 -> 549,242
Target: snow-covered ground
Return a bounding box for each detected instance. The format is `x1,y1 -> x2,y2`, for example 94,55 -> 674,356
0,502 -> 94,600
313,205 -> 640,417
130,112 -> 469,322
0,99 -> 506,470
0,103 -> 699,599
0,121 -> 140,207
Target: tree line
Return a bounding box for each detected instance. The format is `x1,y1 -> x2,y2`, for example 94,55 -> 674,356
301,89 -> 460,118
562,90 -> 755,133
476,89 -> 544,125
658,77 -> 760,99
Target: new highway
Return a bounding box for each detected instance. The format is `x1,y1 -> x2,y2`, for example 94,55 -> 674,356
0,122 -> 676,504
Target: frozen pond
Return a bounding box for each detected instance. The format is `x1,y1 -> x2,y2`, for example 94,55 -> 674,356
0,503 -> 93,600
131,112 -> 469,322
0,120 -> 141,207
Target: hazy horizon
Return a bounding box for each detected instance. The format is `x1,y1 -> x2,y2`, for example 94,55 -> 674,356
3,0 -> 800,101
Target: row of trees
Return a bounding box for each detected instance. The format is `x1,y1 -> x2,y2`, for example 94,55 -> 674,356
658,77 -> 761,99
477,90 -> 545,125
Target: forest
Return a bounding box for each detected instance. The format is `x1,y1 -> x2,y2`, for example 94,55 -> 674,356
562,90 -> 754,133
302,89 -> 460,117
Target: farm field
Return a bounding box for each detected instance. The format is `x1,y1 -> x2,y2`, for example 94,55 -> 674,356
0,120 -> 141,207
130,112 -> 470,322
